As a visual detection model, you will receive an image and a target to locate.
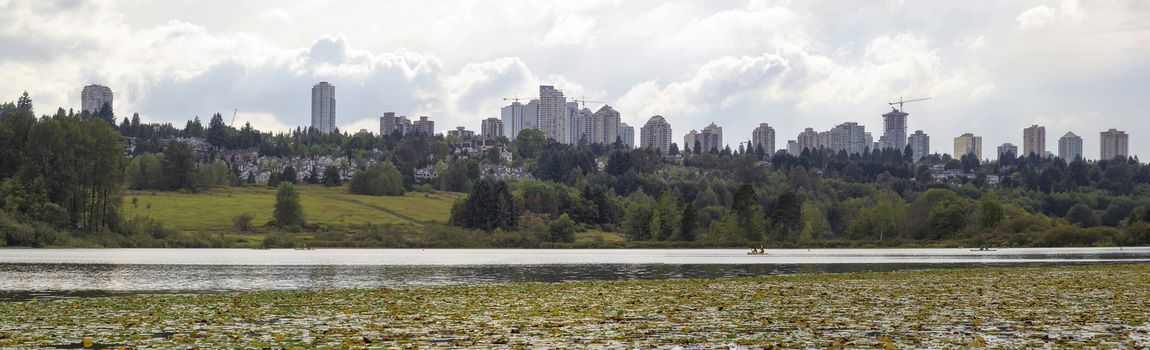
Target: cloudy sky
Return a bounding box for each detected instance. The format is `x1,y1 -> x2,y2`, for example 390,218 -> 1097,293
2,0 -> 1149,159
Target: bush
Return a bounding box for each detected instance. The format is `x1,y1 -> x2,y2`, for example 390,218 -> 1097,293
233,213 -> 254,232
273,183 -> 305,227
349,162 -> 405,196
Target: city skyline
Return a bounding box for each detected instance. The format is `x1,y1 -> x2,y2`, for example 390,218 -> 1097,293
3,1 -> 1148,158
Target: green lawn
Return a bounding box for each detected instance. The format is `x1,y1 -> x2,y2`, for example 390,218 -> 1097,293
123,185 -> 461,232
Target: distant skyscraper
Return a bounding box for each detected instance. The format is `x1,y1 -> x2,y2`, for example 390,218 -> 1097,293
592,105 -> 621,145
81,84 -> 114,115
751,123 -> 776,155
568,103 -> 594,145
880,109 -> 908,151
787,140 -> 800,156
685,122 -> 723,153
640,115 -> 672,154
380,112 -> 412,136
447,126 -> 474,139
1058,131 -> 1083,160
481,117 -> 503,139
827,122 -> 868,155
538,86 -> 567,142
1100,129 -> 1129,160
413,116 -> 435,135
796,128 -> 820,152
997,143 -> 1019,161
908,130 -> 930,161
1023,124 -> 1046,157
620,123 -> 635,148
311,82 -> 336,133
500,102 -> 527,139
954,133 -> 983,159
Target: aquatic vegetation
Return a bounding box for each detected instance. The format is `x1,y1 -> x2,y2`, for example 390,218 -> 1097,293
1,265 -> 1148,348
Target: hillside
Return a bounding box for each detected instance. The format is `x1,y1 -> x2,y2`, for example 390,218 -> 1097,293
123,186 -> 462,233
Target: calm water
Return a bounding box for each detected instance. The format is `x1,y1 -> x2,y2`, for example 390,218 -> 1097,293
0,248 -> 1147,299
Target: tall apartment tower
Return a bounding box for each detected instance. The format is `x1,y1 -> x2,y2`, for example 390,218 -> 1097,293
997,143 -> 1019,160
620,123 -> 635,148
879,109 -> 908,150
81,84 -> 113,115
481,118 -> 504,139
907,130 -> 930,161
592,105 -> 621,145
413,116 -> 435,135
538,85 -> 567,143
500,102 -> 526,139
685,122 -> 723,153
1100,129 -> 1129,160
827,122 -> 868,155
1058,132 -> 1083,160
751,123 -> 776,155
567,103 -> 594,145
796,128 -> 820,152
311,82 -> 336,133
640,115 -> 672,154
380,112 -> 414,137
954,133 -> 983,159
1023,124 -> 1046,157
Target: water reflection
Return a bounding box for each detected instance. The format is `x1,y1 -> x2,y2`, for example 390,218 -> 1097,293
0,248 -> 1146,299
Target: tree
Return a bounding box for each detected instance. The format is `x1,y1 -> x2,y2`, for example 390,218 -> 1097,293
16,91 -> 32,114
514,128 -> 547,159
978,192 -> 1005,229
668,143 -> 679,156
770,191 -> 802,242
678,203 -> 698,241
322,165 -> 342,187
233,213 -> 254,232
163,141 -> 197,192
1065,203 -> 1100,228
281,165 -> 298,184
349,162 -> 405,196
450,178 -> 517,231
206,113 -> 228,147
548,213 -> 576,243
273,183 -> 305,227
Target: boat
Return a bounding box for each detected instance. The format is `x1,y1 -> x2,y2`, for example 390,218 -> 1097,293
747,252 -> 768,256
970,247 -> 997,252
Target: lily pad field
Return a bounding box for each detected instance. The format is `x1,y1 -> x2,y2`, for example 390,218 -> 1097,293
2,264 -> 1149,348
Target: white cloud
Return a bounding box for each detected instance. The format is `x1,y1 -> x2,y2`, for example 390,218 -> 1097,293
539,14 -> 599,48
1017,0 -> 1083,29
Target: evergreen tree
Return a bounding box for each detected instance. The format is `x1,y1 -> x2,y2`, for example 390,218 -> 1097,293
163,141 -> 197,192
679,203 -> 698,241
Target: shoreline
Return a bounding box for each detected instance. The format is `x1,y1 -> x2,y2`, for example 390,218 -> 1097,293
1,264 -> 1148,348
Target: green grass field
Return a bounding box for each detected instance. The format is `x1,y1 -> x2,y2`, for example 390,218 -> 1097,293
123,185 -> 460,232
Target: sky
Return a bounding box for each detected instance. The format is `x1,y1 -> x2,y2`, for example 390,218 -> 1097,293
1,0 -> 1149,160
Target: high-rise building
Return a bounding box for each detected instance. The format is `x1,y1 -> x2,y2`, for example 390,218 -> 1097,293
796,128 -> 820,152
481,117 -> 503,139
640,115 -> 672,154
751,123 -> 776,155
684,122 -> 723,153
567,103 -> 594,145
413,116 -> 435,135
311,82 -> 336,133
787,140 -> 800,156
908,130 -> 930,161
500,102 -> 527,139
620,123 -> 635,148
827,122 -> 868,155
592,105 -> 621,145
1100,129 -> 1129,160
380,112 -> 413,136
997,143 -> 1019,161
1023,124 -> 1046,157
954,133 -> 983,159
538,85 -> 567,143
879,109 -> 908,151
447,126 -> 474,139
81,84 -> 113,115
1058,131 -> 1083,160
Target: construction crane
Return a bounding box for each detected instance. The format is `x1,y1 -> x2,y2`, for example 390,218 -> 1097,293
888,97 -> 931,112
229,108 -> 238,127
570,99 -> 605,109
502,96 -> 530,103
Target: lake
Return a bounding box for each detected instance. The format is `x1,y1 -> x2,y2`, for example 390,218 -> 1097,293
0,247 -> 1147,299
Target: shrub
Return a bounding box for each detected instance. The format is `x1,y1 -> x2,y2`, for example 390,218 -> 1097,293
233,213 -> 254,232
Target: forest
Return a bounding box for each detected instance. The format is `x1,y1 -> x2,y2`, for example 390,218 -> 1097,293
2,91 -> 1149,248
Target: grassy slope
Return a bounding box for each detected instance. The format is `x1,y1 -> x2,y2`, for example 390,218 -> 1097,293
123,185 -> 460,232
